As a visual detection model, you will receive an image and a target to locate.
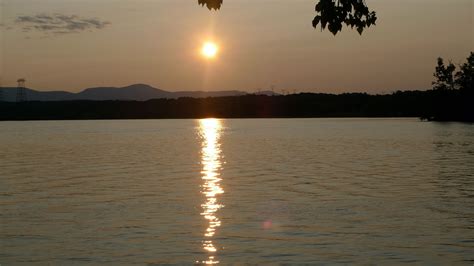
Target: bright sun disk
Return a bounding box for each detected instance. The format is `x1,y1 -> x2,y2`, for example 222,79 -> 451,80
202,42 -> 218,59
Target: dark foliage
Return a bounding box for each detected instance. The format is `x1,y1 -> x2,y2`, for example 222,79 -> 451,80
0,90 -> 471,122
198,0 -> 223,10
455,52 -> 474,92
312,0 -> 377,35
198,0 -> 376,35
433,58 -> 456,90
428,52 -> 473,121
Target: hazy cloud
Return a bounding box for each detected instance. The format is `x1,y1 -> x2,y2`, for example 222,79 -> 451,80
0,23 -> 13,30
14,13 -> 110,35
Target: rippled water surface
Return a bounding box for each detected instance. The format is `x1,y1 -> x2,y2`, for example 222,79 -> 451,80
1,118 -> 473,264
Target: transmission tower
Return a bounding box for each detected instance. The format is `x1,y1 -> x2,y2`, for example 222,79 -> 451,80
16,78 -> 27,102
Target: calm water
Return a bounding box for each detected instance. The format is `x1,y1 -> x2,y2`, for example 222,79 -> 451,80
1,118 -> 473,265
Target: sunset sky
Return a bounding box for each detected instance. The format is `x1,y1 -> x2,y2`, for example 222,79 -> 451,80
1,0 -> 472,93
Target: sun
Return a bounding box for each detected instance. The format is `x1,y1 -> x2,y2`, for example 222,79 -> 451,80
201,42 -> 219,59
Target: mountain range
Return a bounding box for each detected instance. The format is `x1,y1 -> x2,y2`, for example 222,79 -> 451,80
0,84 -> 277,102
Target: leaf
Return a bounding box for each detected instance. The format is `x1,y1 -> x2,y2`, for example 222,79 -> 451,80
312,16 -> 321,28
197,0 -> 377,35
198,0 -> 222,10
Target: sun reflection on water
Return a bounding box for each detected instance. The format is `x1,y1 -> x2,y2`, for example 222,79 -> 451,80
198,118 -> 224,264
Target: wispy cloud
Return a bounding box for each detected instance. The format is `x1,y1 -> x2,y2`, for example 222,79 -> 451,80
12,13 -> 110,35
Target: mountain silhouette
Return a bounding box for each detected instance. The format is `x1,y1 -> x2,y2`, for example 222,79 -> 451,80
77,84 -> 172,101
0,84 -> 277,102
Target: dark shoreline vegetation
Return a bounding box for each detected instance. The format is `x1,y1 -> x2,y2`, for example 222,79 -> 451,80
0,89 -> 472,122
2,52 -> 471,122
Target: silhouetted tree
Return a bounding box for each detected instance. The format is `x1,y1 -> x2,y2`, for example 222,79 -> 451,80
429,52 -> 473,122
433,53 -> 474,91
433,58 -> 456,90
455,52 -> 474,92
198,0 -> 377,35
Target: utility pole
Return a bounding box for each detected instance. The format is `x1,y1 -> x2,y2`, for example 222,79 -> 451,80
16,78 -> 27,102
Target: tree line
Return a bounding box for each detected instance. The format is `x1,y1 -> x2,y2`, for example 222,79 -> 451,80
0,53 -> 472,122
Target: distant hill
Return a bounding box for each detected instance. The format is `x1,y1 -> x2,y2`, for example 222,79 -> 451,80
0,84 -> 277,102
76,84 -> 173,101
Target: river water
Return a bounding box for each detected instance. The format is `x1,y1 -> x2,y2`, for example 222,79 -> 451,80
1,118 -> 473,264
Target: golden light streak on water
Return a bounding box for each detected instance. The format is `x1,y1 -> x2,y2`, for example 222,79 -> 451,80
198,118 -> 224,264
